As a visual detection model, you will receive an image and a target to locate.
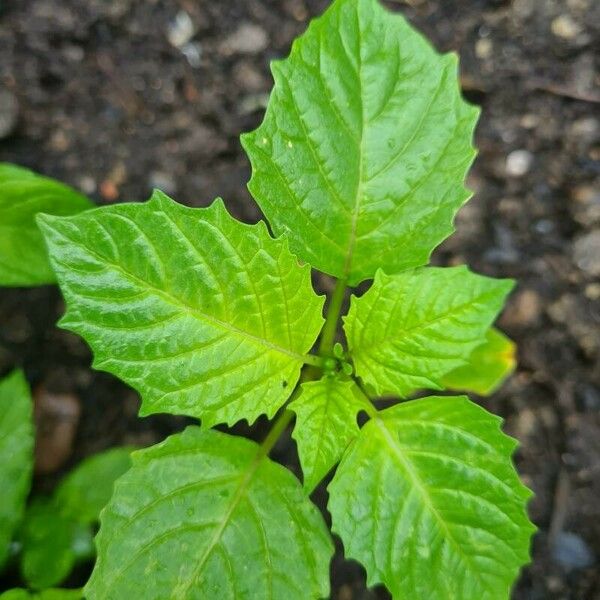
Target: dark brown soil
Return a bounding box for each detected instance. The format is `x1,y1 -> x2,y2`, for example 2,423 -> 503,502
1,0 -> 599,598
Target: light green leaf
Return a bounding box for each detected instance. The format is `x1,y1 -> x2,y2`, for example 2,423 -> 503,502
344,266 -> 514,397
19,499 -> 91,590
85,427 -> 333,599
328,396 -> 535,599
241,0 -> 478,285
443,328 -> 516,395
0,163 -> 92,286
54,446 -> 133,524
0,589 -> 82,600
0,370 -> 34,568
37,191 -> 324,426
289,375 -> 368,492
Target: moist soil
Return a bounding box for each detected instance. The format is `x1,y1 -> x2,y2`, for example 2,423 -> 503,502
1,0 -> 599,598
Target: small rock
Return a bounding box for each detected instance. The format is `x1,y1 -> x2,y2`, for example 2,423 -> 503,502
34,387 -> 81,474
502,288 -> 542,328
77,175 -> 97,195
0,89 -> 18,139
475,38 -> 493,60
167,11 -> 195,48
149,170 -> 177,196
232,61 -> 268,93
552,532 -> 595,570
573,230 -> 600,276
181,42 -> 202,68
585,283 -> 600,300
220,23 -> 268,56
506,149 -> 533,177
571,185 -> 600,226
551,14 -> 582,40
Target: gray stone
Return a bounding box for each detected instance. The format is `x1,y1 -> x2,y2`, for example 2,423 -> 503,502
573,230 -> 600,276
552,531 -> 595,570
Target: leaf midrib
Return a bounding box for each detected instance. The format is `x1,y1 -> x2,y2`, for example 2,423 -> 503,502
174,451 -> 267,597
57,226 -> 311,365
373,417 -> 487,592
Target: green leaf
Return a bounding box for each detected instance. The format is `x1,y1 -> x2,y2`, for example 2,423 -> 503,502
289,375 -> 368,492
37,191 -> 324,426
85,427 -> 333,599
0,589 -> 82,600
442,328 -> 516,395
0,163 -> 92,286
344,266 -> 514,397
54,447 -> 133,524
241,0 -> 478,285
19,499 -> 91,590
0,370 -> 34,568
328,396 -> 535,599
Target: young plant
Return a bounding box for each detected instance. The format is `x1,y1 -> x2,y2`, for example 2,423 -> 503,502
0,165 -> 91,287
33,0 -> 534,597
0,371 -> 131,598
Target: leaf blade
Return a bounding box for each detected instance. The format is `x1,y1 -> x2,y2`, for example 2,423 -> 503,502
38,192 -> 324,426
54,447 -> 133,525
0,163 -> 92,286
0,370 -> 34,568
289,375 -> 368,492
85,427 -> 333,599
328,396 -> 535,599
344,266 -> 514,397
242,0 -> 478,284
442,327 -> 516,395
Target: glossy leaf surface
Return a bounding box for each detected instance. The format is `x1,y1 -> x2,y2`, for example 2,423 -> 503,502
85,427 -> 333,599
0,163 -> 91,286
328,396 -> 535,599
289,375 -> 367,492
38,192 -> 324,426
242,0 -> 478,284
344,266 -> 514,396
0,370 -> 33,568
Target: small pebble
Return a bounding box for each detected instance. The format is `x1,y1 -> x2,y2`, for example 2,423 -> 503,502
573,230 -> 600,276
503,289 -> 542,327
475,38 -> 493,60
552,531 -> 595,570
34,387 -> 81,474
572,185 -> 600,225
77,175 -> 96,195
149,170 -> 177,196
167,11 -> 195,48
551,14 -> 582,40
0,89 -> 18,139
181,42 -> 202,68
506,149 -> 533,177
221,23 -> 268,55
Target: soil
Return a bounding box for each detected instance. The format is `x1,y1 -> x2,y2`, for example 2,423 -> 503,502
1,0 -> 599,598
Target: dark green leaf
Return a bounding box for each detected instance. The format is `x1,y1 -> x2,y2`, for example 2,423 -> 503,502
0,370 -> 34,568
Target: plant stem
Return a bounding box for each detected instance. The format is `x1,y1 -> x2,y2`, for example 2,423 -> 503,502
318,278 -> 347,355
303,353 -> 325,367
259,409 -> 295,457
260,278 -> 348,459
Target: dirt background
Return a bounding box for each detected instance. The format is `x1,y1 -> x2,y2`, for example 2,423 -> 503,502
1,0 -> 599,598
